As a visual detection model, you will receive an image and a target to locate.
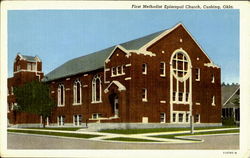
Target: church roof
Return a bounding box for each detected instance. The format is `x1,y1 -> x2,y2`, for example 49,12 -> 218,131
17,53 -> 40,62
43,22 -> 215,82
43,28 -> 166,82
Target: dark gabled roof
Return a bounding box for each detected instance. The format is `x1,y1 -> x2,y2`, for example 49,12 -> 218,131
120,30 -> 165,50
43,29 -> 167,82
221,85 -> 240,108
17,53 -> 39,62
22,55 -> 37,62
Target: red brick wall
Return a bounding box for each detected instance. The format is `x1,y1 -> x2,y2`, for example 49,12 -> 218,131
8,56 -> 44,125
8,24 -> 221,125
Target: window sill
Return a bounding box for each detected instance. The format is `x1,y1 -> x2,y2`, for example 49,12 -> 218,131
195,79 -> 200,81
73,103 -> 81,106
91,101 -> 102,104
57,105 -> 65,107
142,99 -> 148,102
212,104 -> 216,106
111,73 -> 125,77
173,101 -> 189,104
160,74 -> 166,77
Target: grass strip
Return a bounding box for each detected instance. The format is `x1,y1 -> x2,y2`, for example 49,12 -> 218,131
26,127 -> 82,131
152,129 -> 239,140
100,126 -> 238,134
105,137 -> 161,142
8,129 -> 100,139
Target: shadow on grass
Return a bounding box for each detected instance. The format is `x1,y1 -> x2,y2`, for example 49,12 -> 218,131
8,129 -> 100,139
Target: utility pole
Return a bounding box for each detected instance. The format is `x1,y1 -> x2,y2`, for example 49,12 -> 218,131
190,115 -> 194,134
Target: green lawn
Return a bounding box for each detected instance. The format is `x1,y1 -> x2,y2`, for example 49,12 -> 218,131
8,129 -> 100,139
26,127 -> 82,131
151,129 -> 239,140
99,126 -> 238,134
104,137 -> 161,142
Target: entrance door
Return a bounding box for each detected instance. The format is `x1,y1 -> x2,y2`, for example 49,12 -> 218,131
114,95 -> 119,117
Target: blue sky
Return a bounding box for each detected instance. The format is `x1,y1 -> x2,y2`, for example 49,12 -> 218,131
8,10 -> 239,83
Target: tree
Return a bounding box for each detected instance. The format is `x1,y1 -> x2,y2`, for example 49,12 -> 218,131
14,81 -> 56,128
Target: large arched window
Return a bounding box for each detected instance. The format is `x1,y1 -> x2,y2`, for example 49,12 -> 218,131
92,75 -> 102,103
172,52 -> 189,79
58,84 -> 65,106
73,79 -> 82,105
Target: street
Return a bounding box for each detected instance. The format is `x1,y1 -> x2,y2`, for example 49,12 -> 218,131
8,133 -> 239,149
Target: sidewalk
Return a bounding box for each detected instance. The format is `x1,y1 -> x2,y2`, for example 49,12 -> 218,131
8,127 -> 239,144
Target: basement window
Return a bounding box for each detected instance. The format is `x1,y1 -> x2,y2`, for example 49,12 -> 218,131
160,113 -> 166,123
92,113 -> 102,119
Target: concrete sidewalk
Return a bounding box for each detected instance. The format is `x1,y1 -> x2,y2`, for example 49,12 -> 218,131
8,127 -> 239,144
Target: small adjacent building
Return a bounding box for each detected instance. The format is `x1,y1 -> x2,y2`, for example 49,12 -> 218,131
221,84 -> 240,124
8,23 -> 222,127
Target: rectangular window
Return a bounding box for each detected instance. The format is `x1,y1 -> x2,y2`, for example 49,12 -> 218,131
178,92 -> 183,102
11,87 -> 14,95
73,115 -> 82,126
17,65 -> 21,71
142,63 -> 147,75
11,103 -> 14,111
121,65 -> 125,74
58,116 -> 65,126
186,114 -> 189,122
179,113 -> 183,122
27,63 -> 31,71
195,114 -> 200,123
112,67 -> 116,76
142,88 -> 147,102
173,91 -> 176,101
186,92 -> 189,102
92,113 -> 102,119
160,62 -> 165,77
211,74 -> 215,83
173,113 -> 176,122
212,96 -> 215,106
117,66 -> 122,75
160,113 -> 166,123
31,63 -> 36,71
195,68 -> 200,81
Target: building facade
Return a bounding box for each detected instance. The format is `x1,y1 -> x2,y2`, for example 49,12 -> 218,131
7,54 -> 44,125
8,23 -> 221,127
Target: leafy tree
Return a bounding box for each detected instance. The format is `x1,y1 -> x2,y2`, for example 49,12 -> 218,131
14,81 -> 56,128
233,97 -> 239,106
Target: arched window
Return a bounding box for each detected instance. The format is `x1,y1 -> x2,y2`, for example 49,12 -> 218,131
92,75 -> 102,103
73,79 -> 82,105
58,84 -> 65,106
172,52 -> 189,79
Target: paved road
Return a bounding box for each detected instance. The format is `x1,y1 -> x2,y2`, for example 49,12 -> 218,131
7,133 -> 239,149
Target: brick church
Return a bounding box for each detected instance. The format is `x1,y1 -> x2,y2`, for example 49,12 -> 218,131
8,23 -> 222,127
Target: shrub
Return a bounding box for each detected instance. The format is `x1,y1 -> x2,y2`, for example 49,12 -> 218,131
222,117 -> 235,126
